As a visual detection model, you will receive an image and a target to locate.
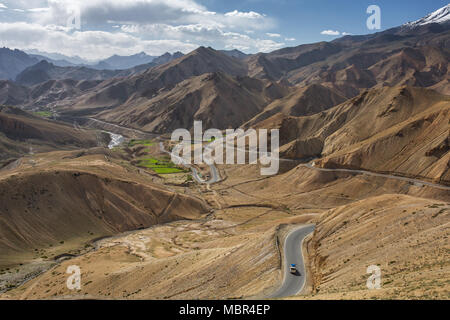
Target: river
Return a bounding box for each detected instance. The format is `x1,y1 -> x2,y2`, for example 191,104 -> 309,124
107,132 -> 125,149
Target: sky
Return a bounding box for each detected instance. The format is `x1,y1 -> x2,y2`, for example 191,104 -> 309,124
0,0 -> 448,61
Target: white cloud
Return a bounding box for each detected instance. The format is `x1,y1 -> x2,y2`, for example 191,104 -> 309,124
321,29 -> 340,36
121,23 -> 284,53
0,22 -> 197,60
0,3 -> 7,9
342,32 -> 352,35
28,0 -> 272,30
285,37 -> 296,41
0,0 -> 282,58
25,0 -> 203,30
224,10 -> 264,19
27,7 -> 50,12
4,0 -> 46,7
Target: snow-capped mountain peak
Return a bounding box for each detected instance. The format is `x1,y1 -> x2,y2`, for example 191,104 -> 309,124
404,4 -> 450,27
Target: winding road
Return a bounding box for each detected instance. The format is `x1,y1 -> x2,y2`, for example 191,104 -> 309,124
74,118 -> 450,191
159,142 -> 220,184
269,224 -> 315,298
68,116 -> 219,184
301,162 -> 450,191
53,117 -> 447,301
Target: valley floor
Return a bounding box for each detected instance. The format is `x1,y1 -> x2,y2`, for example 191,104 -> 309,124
0,139 -> 448,299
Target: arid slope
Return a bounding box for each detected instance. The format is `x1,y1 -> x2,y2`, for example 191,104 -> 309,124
277,86 -> 449,184
97,72 -> 288,133
306,194 -> 449,299
0,149 -> 209,267
0,106 -> 106,164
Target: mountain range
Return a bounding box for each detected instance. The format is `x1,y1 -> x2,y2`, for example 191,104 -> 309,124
0,49 -> 188,85
0,48 -> 40,80
0,5 -> 447,180
0,5 -> 449,301
0,11 -> 447,134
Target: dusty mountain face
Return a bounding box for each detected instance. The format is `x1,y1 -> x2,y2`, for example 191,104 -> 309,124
93,52 -> 157,70
307,194 -> 449,299
1,22 -> 448,128
5,143 -> 448,299
246,23 -> 450,97
277,86 -> 450,184
0,150 -> 210,264
15,60 -> 146,87
247,42 -> 343,81
0,6 -> 448,301
15,51 -> 189,87
220,49 -> 249,60
0,79 -> 105,112
244,84 -> 347,128
25,79 -> 103,110
52,46 -> 248,117
0,106 -> 105,164
0,81 -> 30,106
96,72 -> 289,133
0,48 -> 39,80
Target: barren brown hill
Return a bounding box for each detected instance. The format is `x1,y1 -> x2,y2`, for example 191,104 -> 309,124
244,84 -> 346,128
246,42 -> 343,80
60,25 -> 448,127
96,72 -> 289,133
15,60 -> 159,87
26,79 -> 104,109
54,47 -> 248,117
5,154 -> 448,300
0,48 -> 39,80
246,24 -> 450,97
276,86 -> 449,184
0,149 -> 210,267
0,81 -> 29,106
288,44 -> 449,98
0,79 -> 105,111
1,26 -> 447,130
0,106 -> 106,164
2,221 -> 280,300
305,194 -> 449,299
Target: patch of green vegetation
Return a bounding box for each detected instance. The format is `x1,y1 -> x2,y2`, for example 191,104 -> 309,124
138,157 -> 187,174
33,111 -> 53,118
153,167 -> 185,174
128,139 -> 155,147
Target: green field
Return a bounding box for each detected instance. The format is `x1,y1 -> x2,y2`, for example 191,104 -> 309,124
138,157 -> 187,174
128,139 -> 155,147
33,111 -> 53,118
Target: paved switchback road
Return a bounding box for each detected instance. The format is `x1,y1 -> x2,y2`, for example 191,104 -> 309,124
269,224 -> 315,299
